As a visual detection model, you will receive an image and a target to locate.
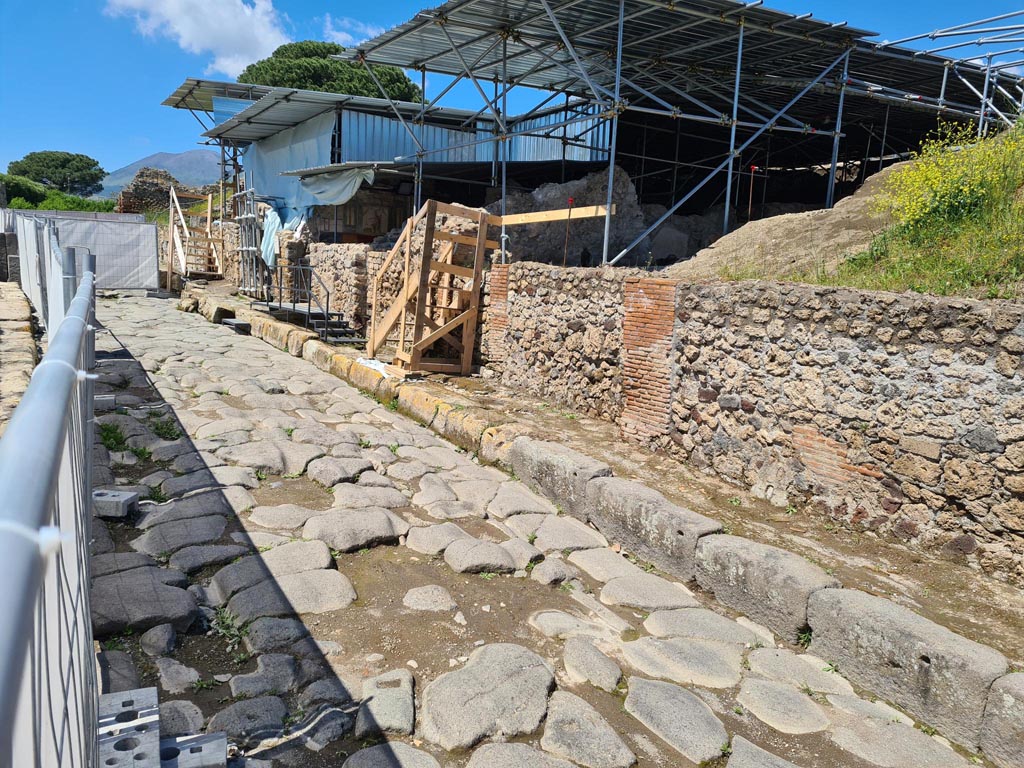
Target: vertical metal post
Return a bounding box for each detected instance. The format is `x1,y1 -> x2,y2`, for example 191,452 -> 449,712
826,51 -> 851,209
601,0 -> 626,264
500,35 -> 509,264
979,56 -> 993,136
878,104 -> 890,173
723,21 -> 745,235
62,245 -> 78,314
939,64 -> 949,109
416,68 -> 426,212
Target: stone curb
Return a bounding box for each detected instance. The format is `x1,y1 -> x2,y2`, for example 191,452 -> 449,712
179,285 -> 1020,764
0,283 -> 37,436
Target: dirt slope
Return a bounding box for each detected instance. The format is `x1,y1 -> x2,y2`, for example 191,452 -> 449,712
661,162 -> 907,280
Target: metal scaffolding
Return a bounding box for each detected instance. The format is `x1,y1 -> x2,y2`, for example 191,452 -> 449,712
336,1 -> 1023,264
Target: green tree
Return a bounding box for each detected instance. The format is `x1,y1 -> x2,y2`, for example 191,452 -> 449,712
237,41 -> 421,102
7,151 -> 106,197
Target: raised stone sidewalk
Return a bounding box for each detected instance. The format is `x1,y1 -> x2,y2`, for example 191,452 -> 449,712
0,282 -> 35,435
88,291 -> 1021,768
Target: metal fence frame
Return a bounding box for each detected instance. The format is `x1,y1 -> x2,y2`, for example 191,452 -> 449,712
0,213 -> 98,768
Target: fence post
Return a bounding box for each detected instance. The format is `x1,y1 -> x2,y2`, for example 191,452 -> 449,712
62,245 -> 79,315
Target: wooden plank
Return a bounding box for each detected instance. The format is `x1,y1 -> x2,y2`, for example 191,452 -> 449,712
415,312 -> 469,353
429,260 -> 474,279
415,361 -> 465,373
409,200 -> 438,370
462,209 -> 489,375
434,201 -> 485,220
435,230 -> 500,250
491,204 -> 616,226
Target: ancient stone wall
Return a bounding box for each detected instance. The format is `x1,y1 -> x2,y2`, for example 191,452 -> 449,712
480,268 -> 1024,585
490,263 -> 641,420
306,242 -> 371,329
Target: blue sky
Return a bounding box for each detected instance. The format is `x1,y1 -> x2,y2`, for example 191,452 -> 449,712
0,0 -> 1019,175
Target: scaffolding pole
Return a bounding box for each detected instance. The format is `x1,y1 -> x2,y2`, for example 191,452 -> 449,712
602,0 -> 626,264
723,22 -> 745,235
826,51 -> 851,209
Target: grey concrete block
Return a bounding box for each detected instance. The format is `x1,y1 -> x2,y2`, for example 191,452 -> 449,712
93,488 -> 139,520
159,733 -> 228,767
96,686 -> 160,768
694,534 -> 838,643
506,437 -> 611,518
585,477 -> 720,581
807,589 -> 1008,749
981,673 -> 1024,768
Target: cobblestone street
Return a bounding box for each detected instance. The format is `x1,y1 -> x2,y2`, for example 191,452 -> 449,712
90,295 -> 976,768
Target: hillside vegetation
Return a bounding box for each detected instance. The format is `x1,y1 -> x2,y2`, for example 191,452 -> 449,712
1,172 -> 116,212
812,122 -> 1024,299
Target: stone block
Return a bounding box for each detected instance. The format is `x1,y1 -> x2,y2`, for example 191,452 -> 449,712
92,488 -> 139,520
694,535 -> 838,643
158,733 -> 227,767
506,437 -> 611,518
584,477 -> 720,581
981,673 -> 1024,768
807,588 -> 1008,749
348,362 -> 384,395
396,386 -> 444,427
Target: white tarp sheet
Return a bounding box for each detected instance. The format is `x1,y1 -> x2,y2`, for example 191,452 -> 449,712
45,217 -> 159,290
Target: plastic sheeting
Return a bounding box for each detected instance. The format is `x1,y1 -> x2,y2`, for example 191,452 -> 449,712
40,217 -> 159,290
213,96 -> 255,125
299,167 -> 375,205
261,208 -> 283,267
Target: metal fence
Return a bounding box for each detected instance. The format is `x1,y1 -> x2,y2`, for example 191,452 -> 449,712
0,212 -> 98,768
1,209 -> 147,234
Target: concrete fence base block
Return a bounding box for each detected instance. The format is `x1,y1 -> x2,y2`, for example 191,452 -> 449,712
981,673 -> 1024,768
585,477 -> 720,582
807,589 -> 1008,750
507,437 -> 612,518
694,535 -> 838,643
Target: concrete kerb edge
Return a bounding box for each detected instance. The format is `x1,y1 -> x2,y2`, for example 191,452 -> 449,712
178,286 -> 1018,762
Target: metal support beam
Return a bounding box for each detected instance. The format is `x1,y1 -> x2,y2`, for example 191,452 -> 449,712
601,0 -> 625,264
359,58 -> 425,152
826,51 -> 851,209
723,22 -> 745,235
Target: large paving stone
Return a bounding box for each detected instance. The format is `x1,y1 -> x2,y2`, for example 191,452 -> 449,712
467,743 -> 574,768
529,610 -> 616,641
342,743 -> 440,768
248,503 -> 324,530
644,608 -> 758,646
308,456 -> 374,486
540,691 -> 635,768
169,544 -> 249,574
695,534 -> 839,643
624,677 -> 727,764
91,552 -> 156,578
507,437 -> 611,518
585,477 -> 721,581
217,440 -> 325,476
600,573 -> 698,611
229,653 -> 298,697
829,709 -> 969,767
355,668 -> 415,738
138,487 -> 254,529
444,538 -> 517,573
563,637 -> 621,693
420,643 -> 555,750
299,678 -> 355,709
807,588 -> 1008,748
156,657 -> 200,694
332,484 -> 409,509
227,569 -> 357,623
568,548 -> 644,582
501,538 -> 543,569
727,737 -> 800,768
160,700 -> 205,738
621,636 -> 743,689
140,623 -> 176,656
737,678 -> 829,734
747,648 -> 854,695
403,585 -> 457,612
161,465 -> 259,496
91,568 -> 197,634
96,649 -> 139,693
195,417 -> 254,439
980,673 -> 1024,768
244,617 -> 311,654
406,523 -> 473,555
303,508 -> 401,552
487,482 -> 557,518
531,558 -> 580,585
206,696 -> 286,747
209,540 -> 333,604
532,516 -> 608,552
132,514 -> 228,557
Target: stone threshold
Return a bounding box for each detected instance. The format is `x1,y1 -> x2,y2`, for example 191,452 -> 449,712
178,283 -> 1022,766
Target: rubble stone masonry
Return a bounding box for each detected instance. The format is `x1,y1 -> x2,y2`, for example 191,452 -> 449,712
480,266 -> 1024,585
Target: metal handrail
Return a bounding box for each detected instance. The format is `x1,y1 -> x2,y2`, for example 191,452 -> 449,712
0,243 -> 97,767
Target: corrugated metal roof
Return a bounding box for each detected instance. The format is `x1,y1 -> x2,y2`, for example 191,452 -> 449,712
162,79 -> 273,112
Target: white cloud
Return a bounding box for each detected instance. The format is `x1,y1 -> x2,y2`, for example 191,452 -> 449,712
105,0 -> 290,77
324,14 -> 384,48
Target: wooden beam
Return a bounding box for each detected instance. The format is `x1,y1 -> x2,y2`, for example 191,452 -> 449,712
491,204 -> 616,227
429,260 -> 474,279
415,312 -> 470,353
434,201 -> 485,220
435,230 -> 500,250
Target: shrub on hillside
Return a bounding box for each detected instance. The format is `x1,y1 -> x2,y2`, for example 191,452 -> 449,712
0,173 -> 48,206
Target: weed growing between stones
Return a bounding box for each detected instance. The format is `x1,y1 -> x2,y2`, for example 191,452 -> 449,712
144,487 -> 168,503
192,678 -> 217,692
797,628 -> 813,648
148,416 -> 182,440
130,446 -> 151,462
211,608 -> 247,653
99,423 -> 128,452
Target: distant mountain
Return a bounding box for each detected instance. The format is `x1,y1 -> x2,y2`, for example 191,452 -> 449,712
100,150 -> 220,198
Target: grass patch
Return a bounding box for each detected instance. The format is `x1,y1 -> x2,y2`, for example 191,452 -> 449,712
145,487 -> 169,504
148,416 -> 182,440
799,121 -> 1024,299
99,423 -> 128,452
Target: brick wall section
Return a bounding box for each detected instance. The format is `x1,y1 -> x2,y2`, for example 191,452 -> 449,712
480,263 -> 509,364
619,277 -> 677,445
